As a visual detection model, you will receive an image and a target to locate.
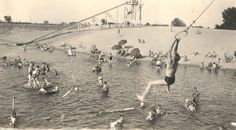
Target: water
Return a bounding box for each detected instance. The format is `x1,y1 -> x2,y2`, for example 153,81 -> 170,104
0,45 -> 236,130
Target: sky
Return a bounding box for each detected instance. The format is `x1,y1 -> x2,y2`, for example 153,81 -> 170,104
0,0 -> 235,27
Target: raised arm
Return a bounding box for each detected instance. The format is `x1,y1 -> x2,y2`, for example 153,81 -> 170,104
169,39 -> 180,58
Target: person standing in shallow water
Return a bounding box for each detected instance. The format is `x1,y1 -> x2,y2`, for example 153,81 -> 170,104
136,38 -> 181,104
32,65 -> 40,88
28,63 -> 34,86
102,81 -> 109,96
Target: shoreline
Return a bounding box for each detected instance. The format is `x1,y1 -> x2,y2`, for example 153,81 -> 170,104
1,43 -> 236,70
0,26 -> 236,70
58,45 -> 236,70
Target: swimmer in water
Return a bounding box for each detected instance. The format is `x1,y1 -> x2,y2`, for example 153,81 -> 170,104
192,87 -> 200,105
102,81 -> 109,96
185,99 -> 196,112
40,62 -> 49,85
146,104 -> 164,121
98,74 -> 103,87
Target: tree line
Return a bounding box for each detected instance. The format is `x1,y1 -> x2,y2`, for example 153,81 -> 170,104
1,7 -> 235,30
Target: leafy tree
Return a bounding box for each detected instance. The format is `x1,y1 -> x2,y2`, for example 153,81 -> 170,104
4,16 -> 12,22
171,18 -> 186,27
145,22 -> 150,26
215,7 -> 236,30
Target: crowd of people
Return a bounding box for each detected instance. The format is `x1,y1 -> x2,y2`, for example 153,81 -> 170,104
0,53 -> 58,94
1,56 -> 29,69
27,62 -> 50,88
1,37 -> 235,129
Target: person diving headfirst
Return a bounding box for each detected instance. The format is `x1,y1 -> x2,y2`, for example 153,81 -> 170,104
136,38 -> 181,104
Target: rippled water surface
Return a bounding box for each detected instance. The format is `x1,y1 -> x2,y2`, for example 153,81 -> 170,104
0,45 -> 236,130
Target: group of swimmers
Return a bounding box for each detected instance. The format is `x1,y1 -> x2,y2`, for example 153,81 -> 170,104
27,62 -> 50,88
1,56 -> 29,69
149,48 -> 235,74
138,38 -> 145,44
36,43 -> 54,52
205,51 -> 217,58
90,51 -> 113,96
185,87 -> 200,112
97,74 -> 109,96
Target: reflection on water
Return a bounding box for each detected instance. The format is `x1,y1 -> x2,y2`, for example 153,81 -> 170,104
0,46 -> 236,130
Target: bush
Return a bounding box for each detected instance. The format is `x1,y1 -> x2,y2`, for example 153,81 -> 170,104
171,18 -> 186,27
4,16 -> 12,22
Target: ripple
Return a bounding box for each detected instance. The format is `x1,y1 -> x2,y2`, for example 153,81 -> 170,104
0,46 -> 236,129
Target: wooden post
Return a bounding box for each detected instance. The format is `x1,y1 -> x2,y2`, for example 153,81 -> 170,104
12,97 -> 15,112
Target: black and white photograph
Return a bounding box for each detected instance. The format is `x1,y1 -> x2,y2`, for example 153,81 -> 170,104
0,0 -> 236,129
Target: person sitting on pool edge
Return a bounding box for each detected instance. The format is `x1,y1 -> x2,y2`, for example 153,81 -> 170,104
136,38 -> 181,104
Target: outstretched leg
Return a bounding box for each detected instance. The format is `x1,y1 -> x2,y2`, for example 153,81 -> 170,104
32,78 -> 36,88
136,79 -> 167,104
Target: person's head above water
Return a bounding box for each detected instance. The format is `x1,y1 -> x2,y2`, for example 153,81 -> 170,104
29,62 -> 34,66
185,99 -> 189,103
140,102 -> 144,107
157,104 -> 161,109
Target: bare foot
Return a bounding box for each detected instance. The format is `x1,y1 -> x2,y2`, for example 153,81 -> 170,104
136,94 -> 145,107
136,94 -> 143,102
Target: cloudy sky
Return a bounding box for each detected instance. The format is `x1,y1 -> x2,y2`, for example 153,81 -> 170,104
0,0 -> 235,27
